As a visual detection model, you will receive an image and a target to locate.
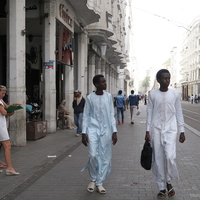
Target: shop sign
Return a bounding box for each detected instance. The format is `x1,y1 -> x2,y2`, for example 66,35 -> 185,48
58,25 -> 73,66
43,60 -> 55,69
59,4 -> 73,28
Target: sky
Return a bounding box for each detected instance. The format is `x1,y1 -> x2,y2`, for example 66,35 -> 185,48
131,0 -> 200,74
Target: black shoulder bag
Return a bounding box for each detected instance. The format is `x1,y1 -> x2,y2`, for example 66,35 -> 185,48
140,140 -> 152,170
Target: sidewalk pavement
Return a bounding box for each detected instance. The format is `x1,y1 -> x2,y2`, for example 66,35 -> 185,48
0,122 -> 82,199
1,104 -> 200,200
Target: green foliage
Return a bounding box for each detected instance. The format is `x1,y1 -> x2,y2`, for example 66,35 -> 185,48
142,76 -> 150,88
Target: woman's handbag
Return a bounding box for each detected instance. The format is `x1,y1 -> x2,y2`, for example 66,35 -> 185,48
140,140 -> 152,170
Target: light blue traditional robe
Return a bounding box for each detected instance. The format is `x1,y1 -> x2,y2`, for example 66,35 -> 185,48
82,91 -> 117,186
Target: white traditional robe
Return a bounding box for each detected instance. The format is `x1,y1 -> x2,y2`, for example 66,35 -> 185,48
146,88 -> 185,190
82,91 -> 117,186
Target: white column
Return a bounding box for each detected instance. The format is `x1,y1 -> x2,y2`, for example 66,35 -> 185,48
111,68 -> 114,96
105,65 -> 109,92
114,71 -> 117,95
88,54 -> 96,93
101,60 -> 106,77
7,0 -> 26,146
95,57 -> 101,75
77,33 -> 88,97
116,73 -> 119,90
64,66 -> 74,113
43,0 -> 56,133
109,68 -> 113,94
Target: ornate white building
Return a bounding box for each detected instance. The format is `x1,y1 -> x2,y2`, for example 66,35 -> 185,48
180,16 -> 200,100
0,0 -> 131,145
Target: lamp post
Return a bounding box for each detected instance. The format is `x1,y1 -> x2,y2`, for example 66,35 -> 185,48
101,43 -> 107,56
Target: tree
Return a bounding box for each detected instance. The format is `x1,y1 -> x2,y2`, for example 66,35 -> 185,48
142,76 -> 150,92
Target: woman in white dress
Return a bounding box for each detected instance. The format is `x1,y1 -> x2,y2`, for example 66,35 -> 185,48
0,85 -> 19,175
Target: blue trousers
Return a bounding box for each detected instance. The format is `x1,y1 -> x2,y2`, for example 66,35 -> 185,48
117,107 -> 124,122
74,113 -> 83,134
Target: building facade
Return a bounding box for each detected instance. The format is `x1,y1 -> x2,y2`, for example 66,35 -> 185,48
162,47 -> 182,97
180,16 -> 200,100
0,0 -> 131,146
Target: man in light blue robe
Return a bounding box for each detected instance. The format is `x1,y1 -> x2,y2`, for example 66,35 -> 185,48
82,74 -> 117,194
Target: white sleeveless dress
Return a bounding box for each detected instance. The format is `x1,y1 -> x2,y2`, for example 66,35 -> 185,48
0,100 -> 10,141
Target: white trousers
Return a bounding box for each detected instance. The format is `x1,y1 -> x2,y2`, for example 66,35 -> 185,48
151,130 -> 179,190
130,106 -> 137,122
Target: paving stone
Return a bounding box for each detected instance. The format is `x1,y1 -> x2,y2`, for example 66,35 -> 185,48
0,103 -> 200,200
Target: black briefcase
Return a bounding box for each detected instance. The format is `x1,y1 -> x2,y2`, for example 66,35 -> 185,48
140,141 -> 152,170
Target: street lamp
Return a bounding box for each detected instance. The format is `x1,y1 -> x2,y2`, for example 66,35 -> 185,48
101,43 -> 107,56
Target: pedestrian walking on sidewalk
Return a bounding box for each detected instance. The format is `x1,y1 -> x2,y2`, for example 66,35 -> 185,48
114,90 -> 126,125
191,94 -> 194,104
145,69 -> 185,199
0,85 -> 20,175
81,74 -> 117,194
127,90 -> 139,124
72,90 -> 85,137
144,94 -> 147,105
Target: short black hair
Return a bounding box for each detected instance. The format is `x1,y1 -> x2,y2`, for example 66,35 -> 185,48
93,74 -> 104,86
131,90 -> 134,94
156,69 -> 170,81
118,90 -> 122,94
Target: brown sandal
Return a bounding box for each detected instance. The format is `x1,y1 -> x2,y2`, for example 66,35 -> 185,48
157,190 -> 166,199
168,188 -> 175,197
166,183 -> 175,198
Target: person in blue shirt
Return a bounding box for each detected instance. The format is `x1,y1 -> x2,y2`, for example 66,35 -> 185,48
114,90 -> 126,125
127,90 -> 139,124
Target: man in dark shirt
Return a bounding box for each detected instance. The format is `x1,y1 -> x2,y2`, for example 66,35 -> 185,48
72,90 -> 85,137
127,90 -> 139,124
114,90 -> 126,125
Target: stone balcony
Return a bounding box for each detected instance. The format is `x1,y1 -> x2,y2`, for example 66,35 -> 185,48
68,0 -> 101,27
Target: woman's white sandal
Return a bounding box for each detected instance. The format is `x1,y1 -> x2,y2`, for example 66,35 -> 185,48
97,185 -> 106,194
87,182 -> 95,193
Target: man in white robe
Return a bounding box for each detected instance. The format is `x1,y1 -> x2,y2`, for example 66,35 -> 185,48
145,69 -> 185,198
82,74 -> 117,194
